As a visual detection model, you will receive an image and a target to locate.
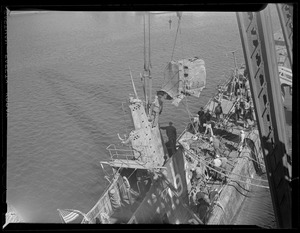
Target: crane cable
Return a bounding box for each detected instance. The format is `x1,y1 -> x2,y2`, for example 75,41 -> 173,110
170,13 -> 182,61
143,14 -> 147,71
148,12 -> 152,71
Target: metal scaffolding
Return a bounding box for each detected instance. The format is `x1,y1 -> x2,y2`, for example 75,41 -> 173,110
236,4 -> 292,228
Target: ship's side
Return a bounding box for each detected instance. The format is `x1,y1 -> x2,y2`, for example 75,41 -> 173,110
160,70 -> 268,224
72,65 -> 268,225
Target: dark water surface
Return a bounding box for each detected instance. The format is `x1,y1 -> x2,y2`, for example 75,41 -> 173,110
7,9 -> 284,224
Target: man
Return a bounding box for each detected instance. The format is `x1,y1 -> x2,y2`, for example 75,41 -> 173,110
214,102 -> 223,123
212,157 -> 229,183
203,121 -> 214,138
210,135 -> 221,158
245,79 -> 250,99
204,110 -> 212,122
187,118 -> 198,134
234,101 -> 241,124
160,122 -> 177,155
238,130 -> 246,152
149,93 -> 164,127
198,107 -> 205,130
243,100 -> 250,128
249,99 -> 255,122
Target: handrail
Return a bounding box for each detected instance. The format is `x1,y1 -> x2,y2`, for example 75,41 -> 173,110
106,144 -> 136,160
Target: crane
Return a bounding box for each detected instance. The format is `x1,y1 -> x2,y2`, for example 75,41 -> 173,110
236,4 -> 293,228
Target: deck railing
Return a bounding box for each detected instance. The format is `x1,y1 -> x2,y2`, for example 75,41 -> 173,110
106,144 -> 137,161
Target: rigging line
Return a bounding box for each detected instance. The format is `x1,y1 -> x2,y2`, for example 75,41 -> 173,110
181,96 -> 199,134
97,166 -> 123,200
127,168 -> 138,181
161,80 -> 181,97
117,169 -> 137,196
227,177 -> 269,189
143,13 -> 147,71
184,149 -> 269,184
240,152 -> 266,168
179,19 -> 185,62
226,182 -> 271,199
170,16 -> 181,61
181,97 -> 196,122
161,69 -> 180,91
148,12 -> 152,70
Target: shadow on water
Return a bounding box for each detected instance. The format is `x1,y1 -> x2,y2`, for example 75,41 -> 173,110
37,69 -> 114,150
247,135 -> 293,228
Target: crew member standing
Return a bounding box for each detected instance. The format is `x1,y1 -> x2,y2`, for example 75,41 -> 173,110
160,122 -> 177,155
245,78 -> 250,100
149,93 -> 164,127
210,135 -> 221,158
203,121 -> 214,138
212,157 -> 229,183
204,109 -> 212,122
234,102 -> 241,124
243,100 -> 250,128
238,130 -> 246,152
214,102 -> 223,123
198,107 -> 205,131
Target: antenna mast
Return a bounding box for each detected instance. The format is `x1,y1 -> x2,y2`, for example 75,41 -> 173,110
142,12 -> 152,114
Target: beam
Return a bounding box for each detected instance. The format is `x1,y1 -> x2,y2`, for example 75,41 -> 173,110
276,4 -> 293,68
236,5 -> 292,228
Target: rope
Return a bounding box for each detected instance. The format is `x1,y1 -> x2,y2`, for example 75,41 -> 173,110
226,182 -> 272,198
148,13 -> 152,70
184,149 -> 269,188
181,97 -> 199,134
170,16 -> 181,61
241,152 -> 266,168
161,67 -> 181,93
143,14 -> 147,71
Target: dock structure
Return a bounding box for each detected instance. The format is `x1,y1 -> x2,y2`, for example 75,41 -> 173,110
236,4 -> 292,228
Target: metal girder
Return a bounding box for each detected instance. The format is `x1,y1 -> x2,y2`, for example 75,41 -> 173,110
276,4 -> 293,67
236,5 -> 292,228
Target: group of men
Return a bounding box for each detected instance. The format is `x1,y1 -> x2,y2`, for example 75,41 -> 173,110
188,71 -> 255,209
234,98 -> 254,128
194,101 -> 246,183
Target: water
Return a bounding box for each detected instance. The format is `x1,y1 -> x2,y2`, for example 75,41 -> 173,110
7,9 -> 282,224
231,174 -> 277,228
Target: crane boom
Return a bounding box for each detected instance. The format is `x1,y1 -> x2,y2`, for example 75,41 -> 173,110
276,4 -> 293,67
